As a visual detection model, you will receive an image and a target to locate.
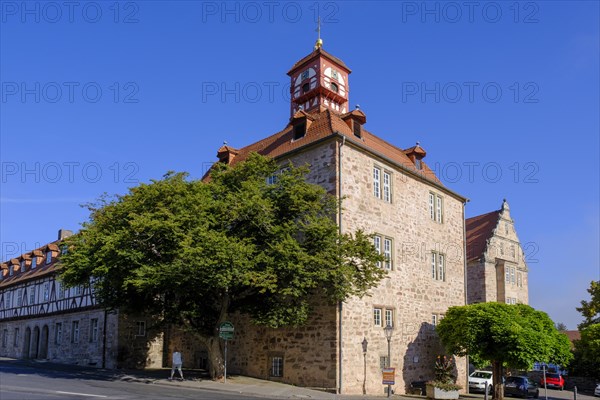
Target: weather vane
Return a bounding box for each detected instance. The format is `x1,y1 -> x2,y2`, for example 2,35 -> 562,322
314,15 -> 323,50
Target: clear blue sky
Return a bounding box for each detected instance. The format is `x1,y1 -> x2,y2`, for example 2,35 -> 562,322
1,1 -> 598,329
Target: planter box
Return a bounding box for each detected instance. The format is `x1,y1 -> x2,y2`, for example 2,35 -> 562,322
426,384 -> 460,399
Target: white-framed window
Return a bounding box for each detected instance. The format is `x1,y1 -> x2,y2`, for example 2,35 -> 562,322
90,318 -> 99,343
385,309 -> 394,328
383,171 -> 391,203
55,323 -> 62,344
517,272 -> 523,287
429,193 -> 435,220
271,356 -> 284,377
505,267 -> 510,283
43,283 -> 50,301
20,260 -> 25,273
14,328 -> 20,346
373,236 -> 381,268
432,314 -> 438,326
431,252 -> 445,281
29,287 -> 35,304
436,195 -> 443,223
373,166 -> 381,198
383,238 -> 393,270
510,267 -> 516,284
16,289 -> 22,307
373,308 -> 382,326
374,235 -> 393,270
135,321 -> 146,336
380,356 -> 389,369
46,252 -> 52,265
71,321 -> 79,343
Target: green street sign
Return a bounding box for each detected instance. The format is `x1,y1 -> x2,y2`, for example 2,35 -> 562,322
219,321 -> 234,340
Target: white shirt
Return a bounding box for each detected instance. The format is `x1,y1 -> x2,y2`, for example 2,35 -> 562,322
172,351 -> 182,365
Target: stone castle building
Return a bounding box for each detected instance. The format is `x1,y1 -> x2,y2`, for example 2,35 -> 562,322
466,200 -> 530,305
201,41 -> 469,395
0,41 -> 529,395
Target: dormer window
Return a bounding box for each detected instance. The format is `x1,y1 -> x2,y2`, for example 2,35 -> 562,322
293,122 -> 306,140
46,252 -> 52,265
330,82 -> 338,93
31,257 -> 37,269
302,83 -> 310,94
415,159 -> 422,170
20,261 -> 25,273
9,265 -> 14,276
353,121 -> 362,138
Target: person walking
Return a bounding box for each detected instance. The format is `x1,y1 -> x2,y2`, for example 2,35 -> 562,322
169,348 -> 184,381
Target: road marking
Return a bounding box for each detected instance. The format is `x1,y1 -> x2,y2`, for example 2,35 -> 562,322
56,391 -> 108,398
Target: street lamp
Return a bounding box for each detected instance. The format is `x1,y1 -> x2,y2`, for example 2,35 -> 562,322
362,338 -> 368,395
384,324 -> 394,397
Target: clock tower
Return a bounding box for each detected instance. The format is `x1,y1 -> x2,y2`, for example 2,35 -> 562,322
287,39 -> 351,117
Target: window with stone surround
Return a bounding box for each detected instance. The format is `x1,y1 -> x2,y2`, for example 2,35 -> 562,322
517,272 -> 523,287
373,166 -> 381,198
270,356 -> 284,377
505,267 -> 510,283
432,314 -> 437,326
71,321 -> 80,343
374,235 -> 393,270
135,321 -> 146,337
55,323 -> 62,344
373,308 -> 382,326
510,267 -> 515,284
385,309 -> 394,328
383,171 -> 391,203
431,252 -> 445,281
90,318 -> 99,342
380,356 -> 389,369
429,193 -> 444,223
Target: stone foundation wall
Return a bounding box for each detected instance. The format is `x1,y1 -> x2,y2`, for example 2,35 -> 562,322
0,308 -> 119,368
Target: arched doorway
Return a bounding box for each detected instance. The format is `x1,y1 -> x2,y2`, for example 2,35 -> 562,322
39,325 -> 49,359
23,327 -> 31,359
31,326 -> 40,359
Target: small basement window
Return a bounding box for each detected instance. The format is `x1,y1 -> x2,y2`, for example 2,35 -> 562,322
293,122 -> 306,140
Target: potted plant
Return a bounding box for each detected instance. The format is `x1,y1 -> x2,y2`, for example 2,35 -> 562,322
426,355 -> 462,399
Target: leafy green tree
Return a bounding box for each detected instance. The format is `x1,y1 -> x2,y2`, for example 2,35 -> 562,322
59,153 -> 386,378
577,280 -> 600,330
437,303 -> 573,400
570,324 -> 600,378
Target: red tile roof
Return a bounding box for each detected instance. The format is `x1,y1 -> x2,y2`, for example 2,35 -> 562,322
0,240 -> 62,288
563,330 -> 581,343
203,109 -> 464,200
466,209 -> 501,262
288,48 -> 351,74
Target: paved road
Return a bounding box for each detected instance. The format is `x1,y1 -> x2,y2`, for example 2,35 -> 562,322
0,361 -> 266,400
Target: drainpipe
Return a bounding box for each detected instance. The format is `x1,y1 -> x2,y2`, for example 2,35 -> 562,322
337,136 -> 346,394
102,309 -> 108,368
462,200 -> 469,387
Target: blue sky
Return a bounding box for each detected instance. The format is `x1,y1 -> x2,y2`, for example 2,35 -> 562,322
1,1 -> 598,329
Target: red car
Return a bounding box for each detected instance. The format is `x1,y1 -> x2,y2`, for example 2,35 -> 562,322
540,373 -> 565,390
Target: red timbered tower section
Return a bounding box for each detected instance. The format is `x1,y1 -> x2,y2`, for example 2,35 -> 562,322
288,45 -> 351,116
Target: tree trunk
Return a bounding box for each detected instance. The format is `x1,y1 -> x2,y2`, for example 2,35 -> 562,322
207,335 -> 224,380
492,360 -> 504,400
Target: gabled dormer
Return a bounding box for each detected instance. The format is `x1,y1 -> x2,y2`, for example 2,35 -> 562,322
403,143 -> 427,170
216,144 -> 239,165
290,110 -> 316,141
341,107 -> 367,139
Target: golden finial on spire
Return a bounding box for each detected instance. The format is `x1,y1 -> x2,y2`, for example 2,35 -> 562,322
314,15 -> 323,50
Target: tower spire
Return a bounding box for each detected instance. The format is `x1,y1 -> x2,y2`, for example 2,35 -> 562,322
314,16 -> 323,50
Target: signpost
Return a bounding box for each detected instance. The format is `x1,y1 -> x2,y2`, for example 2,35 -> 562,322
219,322 -> 234,383
382,367 -> 396,386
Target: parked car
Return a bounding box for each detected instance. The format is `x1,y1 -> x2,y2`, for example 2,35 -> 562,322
594,383 -> 600,397
540,373 -> 565,390
469,370 -> 493,394
505,376 -> 539,398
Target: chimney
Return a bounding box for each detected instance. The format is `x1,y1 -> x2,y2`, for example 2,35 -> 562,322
58,229 -> 73,240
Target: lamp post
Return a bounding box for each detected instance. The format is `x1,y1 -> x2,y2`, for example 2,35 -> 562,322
384,324 -> 394,397
362,337 -> 368,395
